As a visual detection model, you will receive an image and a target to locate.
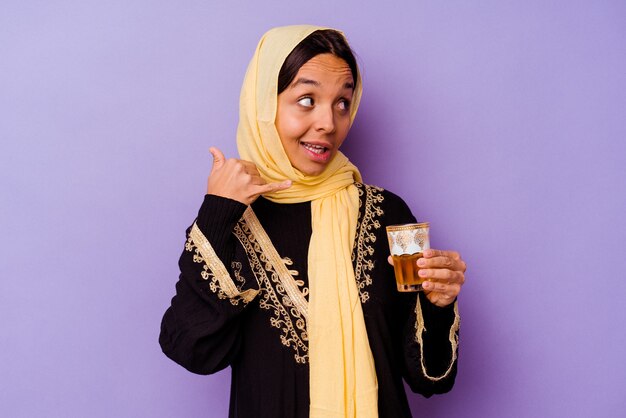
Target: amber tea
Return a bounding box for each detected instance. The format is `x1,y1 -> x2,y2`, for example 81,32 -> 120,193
386,223 -> 430,292
391,252 -> 425,291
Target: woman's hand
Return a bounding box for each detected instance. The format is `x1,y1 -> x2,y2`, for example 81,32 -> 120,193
418,249 -> 466,307
388,249 -> 466,308
207,147 -> 292,205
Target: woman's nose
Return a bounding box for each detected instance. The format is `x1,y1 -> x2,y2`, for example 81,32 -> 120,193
314,106 -> 336,133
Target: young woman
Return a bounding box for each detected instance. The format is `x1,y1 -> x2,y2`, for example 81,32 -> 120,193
160,25 -> 466,418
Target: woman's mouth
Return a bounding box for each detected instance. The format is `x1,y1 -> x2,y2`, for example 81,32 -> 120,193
302,142 -> 327,154
300,141 -> 331,162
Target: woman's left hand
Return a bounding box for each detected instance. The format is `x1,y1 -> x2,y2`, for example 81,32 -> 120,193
388,249 -> 466,308
418,249 -> 466,307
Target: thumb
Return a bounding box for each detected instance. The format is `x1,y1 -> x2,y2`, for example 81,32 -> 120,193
209,147 -> 225,172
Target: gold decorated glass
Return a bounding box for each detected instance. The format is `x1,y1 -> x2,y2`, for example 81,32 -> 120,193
386,223 -> 430,292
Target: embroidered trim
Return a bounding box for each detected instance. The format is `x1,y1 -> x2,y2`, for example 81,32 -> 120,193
233,217 -> 309,364
242,208 -> 309,319
352,183 -> 385,303
187,223 -> 259,305
415,297 -> 460,381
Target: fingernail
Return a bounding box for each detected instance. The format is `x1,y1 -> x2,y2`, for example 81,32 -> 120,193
422,281 -> 431,289
418,269 -> 427,277
417,258 -> 426,267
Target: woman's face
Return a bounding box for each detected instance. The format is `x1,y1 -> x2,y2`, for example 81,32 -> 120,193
276,53 -> 355,176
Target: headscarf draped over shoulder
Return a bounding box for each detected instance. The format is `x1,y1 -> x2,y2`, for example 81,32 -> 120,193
236,25 -> 378,418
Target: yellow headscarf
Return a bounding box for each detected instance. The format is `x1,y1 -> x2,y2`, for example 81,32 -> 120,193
237,25 -> 378,417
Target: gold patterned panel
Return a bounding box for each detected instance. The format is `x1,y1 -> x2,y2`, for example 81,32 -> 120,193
186,223 -> 259,305
352,183 -> 385,303
396,231 -> 411,252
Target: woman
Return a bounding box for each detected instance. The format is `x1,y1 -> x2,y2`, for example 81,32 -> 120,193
160,25 -> 466,418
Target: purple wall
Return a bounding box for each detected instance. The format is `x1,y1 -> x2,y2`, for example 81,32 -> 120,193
2,1 -> 625,417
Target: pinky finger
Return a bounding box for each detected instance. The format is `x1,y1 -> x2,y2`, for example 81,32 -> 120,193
262,180 -> 292,193
422,280 -> 446,292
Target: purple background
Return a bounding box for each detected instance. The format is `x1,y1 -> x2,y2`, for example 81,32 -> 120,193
2,1 -> 625,417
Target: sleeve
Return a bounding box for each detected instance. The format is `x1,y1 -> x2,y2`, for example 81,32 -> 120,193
381,188 -> 461,396
159,194 -> 260,375
402,292 -> 460,396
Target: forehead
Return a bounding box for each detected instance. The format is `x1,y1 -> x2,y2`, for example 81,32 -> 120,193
293,53 -> 353,84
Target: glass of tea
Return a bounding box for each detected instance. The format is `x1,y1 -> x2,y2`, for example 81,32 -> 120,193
386,222 -> 430,292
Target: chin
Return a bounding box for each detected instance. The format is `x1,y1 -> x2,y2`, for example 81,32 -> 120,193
302,168 -> 325,176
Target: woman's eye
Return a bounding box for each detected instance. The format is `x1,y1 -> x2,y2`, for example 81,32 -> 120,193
298,97 -> 314,107
338,99 -> 351,111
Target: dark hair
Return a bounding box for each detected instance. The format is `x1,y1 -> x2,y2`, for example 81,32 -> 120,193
277,29 -> 358,95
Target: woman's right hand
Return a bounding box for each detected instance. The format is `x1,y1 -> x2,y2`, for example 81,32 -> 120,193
207,147 -> 292,205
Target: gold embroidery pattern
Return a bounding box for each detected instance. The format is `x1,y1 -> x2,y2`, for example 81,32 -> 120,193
415,297 -> 460,381
186,223 -> 258,306
352,184 -> 385,303
242,208 -> 308,319
231,261 -> 246,286
233,221 -> 309,364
